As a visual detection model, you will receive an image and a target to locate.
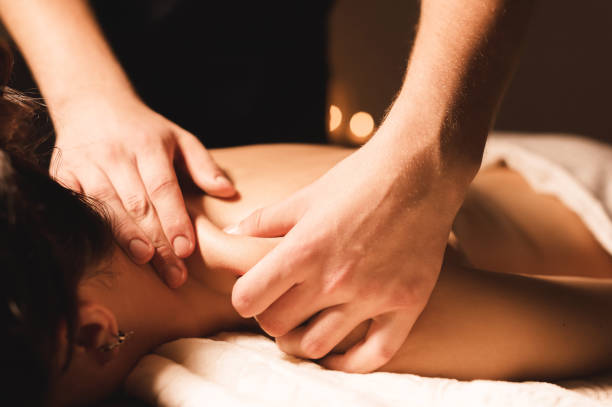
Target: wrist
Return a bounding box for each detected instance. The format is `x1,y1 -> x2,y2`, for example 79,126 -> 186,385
371,99 -> 483,192
49,79 -> 138,112
361,126 -> 473,225
48,84 -> 142,130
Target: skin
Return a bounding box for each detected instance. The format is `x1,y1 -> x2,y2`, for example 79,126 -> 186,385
0,0 -> 536,371
229,0 -> 536,372
0,0 -> 236,287
51,144 -> 612,406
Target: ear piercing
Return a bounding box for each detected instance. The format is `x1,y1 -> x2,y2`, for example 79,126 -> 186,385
99,330 -> 134,352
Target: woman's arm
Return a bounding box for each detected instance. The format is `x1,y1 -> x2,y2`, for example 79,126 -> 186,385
304,265 -> 612,381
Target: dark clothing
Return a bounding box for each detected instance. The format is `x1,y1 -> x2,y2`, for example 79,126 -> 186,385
90,1 -> 333,147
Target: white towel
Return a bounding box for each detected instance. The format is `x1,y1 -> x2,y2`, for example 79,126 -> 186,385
126,133 -> 612,407
483,133 -> 612,256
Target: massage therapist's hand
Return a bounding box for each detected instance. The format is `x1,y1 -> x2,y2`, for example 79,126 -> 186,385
228,117 -> 472,372
0,0 -> 235,287
51,95 -> 236,287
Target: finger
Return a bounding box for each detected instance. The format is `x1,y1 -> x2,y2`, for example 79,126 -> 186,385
53,168 -> 83,193
77,166 -> 155,264
191,214 -> 280,276
137,150 -> 196,259
320,311 -> 414,373
276,304 -> 366,360
225,194 -> 304,238
254,281 -> 333,337
231,241 -> 307,317
175,129 -> 236,198
107,159 -> 187,287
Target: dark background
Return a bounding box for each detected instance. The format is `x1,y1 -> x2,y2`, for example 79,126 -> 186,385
3,0 -> 611,147
1,1 -> 611,406
329,0 -> 612,144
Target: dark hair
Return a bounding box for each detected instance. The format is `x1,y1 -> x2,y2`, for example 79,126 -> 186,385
0,42 -> 114,406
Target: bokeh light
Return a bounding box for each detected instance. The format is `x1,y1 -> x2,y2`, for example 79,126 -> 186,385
349,111 -> 374,139
329,105 -> 342,132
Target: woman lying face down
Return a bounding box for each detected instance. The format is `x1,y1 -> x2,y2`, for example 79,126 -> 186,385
2,42 -> 612,407
4,138 -> 612,406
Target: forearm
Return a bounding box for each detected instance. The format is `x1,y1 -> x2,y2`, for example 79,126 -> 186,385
339,266 -> 612,380
376,0 -> 534,188
0,0 -> 136,120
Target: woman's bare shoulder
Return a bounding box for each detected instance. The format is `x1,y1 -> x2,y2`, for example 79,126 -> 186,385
209,143 -> 353,173
186,144 -> 354,228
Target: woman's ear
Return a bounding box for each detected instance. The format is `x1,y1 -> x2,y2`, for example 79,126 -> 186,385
76,301 -> 119,365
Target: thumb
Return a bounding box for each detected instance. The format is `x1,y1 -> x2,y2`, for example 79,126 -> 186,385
225,193 -> 305,238
192,215 -> 280,276
175,129 -> 236,198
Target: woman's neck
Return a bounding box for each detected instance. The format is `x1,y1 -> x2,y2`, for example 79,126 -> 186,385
108,243 -> 257,353
64,242 -> 257,405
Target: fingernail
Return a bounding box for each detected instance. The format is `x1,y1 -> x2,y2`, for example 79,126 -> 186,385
166,265 -> 186,288
129,239 -> 152,262
215,175 -> 233,188
172,235 -> 192,257
223,224 -> 240,235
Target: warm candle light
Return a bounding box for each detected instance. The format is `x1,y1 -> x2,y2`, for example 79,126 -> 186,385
349,111 -> 374,139
329,105 -> 342,132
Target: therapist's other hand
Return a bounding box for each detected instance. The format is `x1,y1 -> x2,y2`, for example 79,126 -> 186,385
229,131 -> 464,373
51,95 -> 236,287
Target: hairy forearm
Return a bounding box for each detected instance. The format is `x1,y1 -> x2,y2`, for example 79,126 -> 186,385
377,0 -> 534,186
0,0 -> 135,117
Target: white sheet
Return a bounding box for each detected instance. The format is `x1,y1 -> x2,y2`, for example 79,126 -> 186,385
126,133 -> 612,407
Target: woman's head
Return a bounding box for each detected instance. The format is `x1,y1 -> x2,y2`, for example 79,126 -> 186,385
0,42 -> 114,406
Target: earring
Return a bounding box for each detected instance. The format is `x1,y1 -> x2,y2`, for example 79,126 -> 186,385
99,330 -> 134,352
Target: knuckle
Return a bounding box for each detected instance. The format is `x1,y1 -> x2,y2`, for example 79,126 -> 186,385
124,195 -> 152,221
275,336 -> 291,354
157,130 -> 176,148
387,279 -> 429,310
110,215 -> 134,238
299,235 -> 321,258
387,286 -> 416,309
148,177 -> 179,200
87,185 -> 116,203
257,315 -> 288,337
300,335 -> 329,359
99,145 -> 125,163
283,238 -> 321,272
153,241 -> 175,259
374,343 -> 397,365
139,135 -> 174,160
355,277 -> 383,303
231,291 -> 254,317
142,132 -> 175,155
321,264 -> 353,296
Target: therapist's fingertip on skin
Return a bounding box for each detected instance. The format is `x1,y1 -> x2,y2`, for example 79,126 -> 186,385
215,175 -> 233,190
128,238 -> 154,263
165,264 -> 187,288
